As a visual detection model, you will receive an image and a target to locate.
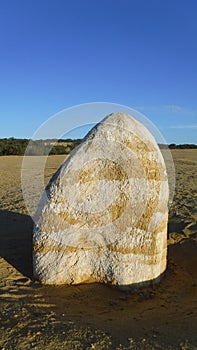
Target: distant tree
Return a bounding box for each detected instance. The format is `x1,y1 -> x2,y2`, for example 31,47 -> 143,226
49,145 -> 67,155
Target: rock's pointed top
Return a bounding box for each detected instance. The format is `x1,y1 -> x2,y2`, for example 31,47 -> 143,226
83,112 -> 157,148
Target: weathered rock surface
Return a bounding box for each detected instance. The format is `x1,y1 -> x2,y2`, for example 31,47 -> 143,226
33,112 -> 169,286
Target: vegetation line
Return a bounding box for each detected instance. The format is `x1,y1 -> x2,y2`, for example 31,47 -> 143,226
0,138 -> 81,156
0,138 -> 196,156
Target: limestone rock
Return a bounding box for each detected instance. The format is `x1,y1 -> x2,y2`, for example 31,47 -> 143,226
33,112 -> 169,286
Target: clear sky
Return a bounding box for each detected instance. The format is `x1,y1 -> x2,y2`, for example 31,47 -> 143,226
0,0 -> 197,144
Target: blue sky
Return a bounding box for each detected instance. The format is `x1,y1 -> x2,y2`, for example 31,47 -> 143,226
0,0 -> 197,143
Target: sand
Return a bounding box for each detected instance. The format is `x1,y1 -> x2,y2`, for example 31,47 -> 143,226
0,150 -> 197,349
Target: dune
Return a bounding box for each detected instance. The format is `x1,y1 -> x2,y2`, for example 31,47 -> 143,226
0,150 -> 197,349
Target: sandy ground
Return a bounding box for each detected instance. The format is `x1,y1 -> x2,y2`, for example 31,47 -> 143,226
0,150 -> 197,349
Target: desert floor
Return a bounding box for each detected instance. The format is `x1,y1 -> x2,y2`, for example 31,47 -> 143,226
0,150 -> 197,349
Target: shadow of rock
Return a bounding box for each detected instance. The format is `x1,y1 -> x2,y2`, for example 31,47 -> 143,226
0,210 -> 33,278
168,216 -> 187,235
168,238 -> 197,278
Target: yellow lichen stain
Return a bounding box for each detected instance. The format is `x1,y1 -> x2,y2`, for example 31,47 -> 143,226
124,137 -> 167,181
78,158 -> 128,183
57,190 -> 129,228
33,241 -> 90,255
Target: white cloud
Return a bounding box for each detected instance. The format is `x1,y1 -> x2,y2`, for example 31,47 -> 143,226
170,124 -> 197,129
136,105 -> 196,115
